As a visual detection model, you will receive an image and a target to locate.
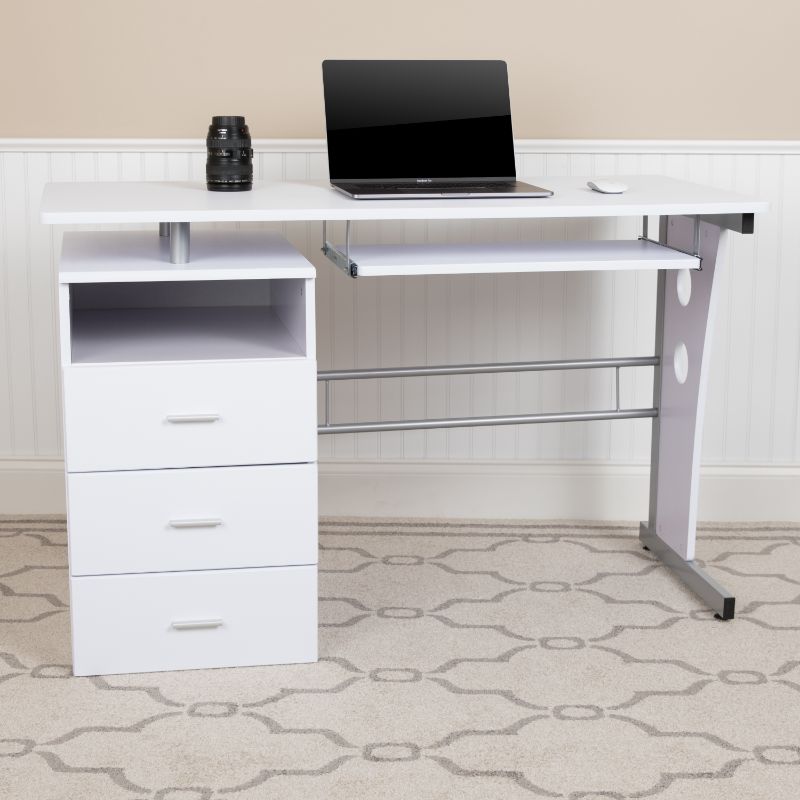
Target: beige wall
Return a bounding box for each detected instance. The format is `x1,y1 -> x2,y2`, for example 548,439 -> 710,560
1,0 -> 798,139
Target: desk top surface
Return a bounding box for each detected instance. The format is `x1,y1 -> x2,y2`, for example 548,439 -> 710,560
41,175 -> 768,225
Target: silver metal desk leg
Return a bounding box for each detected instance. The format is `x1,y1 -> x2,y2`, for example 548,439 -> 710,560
642,215 -> 736,620
640,522 -> 735,619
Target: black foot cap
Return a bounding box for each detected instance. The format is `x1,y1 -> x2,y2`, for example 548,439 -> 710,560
714,598 -> 735,621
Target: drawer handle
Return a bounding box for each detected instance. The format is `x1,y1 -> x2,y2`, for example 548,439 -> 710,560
171,618 -> 224,631
166,414 -> 221,424
168,518 -> 223,529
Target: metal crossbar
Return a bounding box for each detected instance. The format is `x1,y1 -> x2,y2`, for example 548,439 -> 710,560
317,356 -> 659,434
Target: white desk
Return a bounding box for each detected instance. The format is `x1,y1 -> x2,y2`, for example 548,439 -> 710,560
42,175 -> 763,223
42,176 -> 767,674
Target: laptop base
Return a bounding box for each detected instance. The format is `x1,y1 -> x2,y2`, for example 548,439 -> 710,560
332,180 -> 553,200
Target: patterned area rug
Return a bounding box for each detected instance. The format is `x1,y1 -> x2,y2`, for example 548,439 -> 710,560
2,515 -> 800,800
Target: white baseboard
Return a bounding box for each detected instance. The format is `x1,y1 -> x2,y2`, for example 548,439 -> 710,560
320,460 -> 800,521
3,457 -> 798,521
0,459 -> 67,514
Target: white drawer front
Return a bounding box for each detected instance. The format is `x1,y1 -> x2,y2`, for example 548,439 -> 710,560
68,464 -> 318,576
70,566 -> 317,676
63,360 -> 317,471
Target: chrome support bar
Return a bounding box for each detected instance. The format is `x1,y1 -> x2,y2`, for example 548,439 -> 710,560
615,366 -> 621,411
319,407 -> 657,435
318,357 -> 658,433
169,221 -> 190,264
318,356 -> 658,382
159,222 -> 170,237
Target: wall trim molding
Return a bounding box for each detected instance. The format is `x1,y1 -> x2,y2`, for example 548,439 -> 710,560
2,138 -> 800,155
319,460 -> 800,522
3,457 -> 797,521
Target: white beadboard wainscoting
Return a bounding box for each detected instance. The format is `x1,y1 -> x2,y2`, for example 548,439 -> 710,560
1,139 -> 799,519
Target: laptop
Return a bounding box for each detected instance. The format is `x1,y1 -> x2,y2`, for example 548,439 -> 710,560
322,60 -> 552,200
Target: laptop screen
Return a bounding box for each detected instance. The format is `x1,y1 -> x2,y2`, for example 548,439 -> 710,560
322,60 -> 517,183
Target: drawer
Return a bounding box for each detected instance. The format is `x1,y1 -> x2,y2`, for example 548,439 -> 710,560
67,464 -> 318,576
63,360 -> 317,471
70,565 -> 317,675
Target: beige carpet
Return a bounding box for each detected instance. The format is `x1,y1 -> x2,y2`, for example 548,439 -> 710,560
2,516 -> 800,800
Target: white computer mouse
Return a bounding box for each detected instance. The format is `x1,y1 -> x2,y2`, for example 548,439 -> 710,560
587,179 -> 628,194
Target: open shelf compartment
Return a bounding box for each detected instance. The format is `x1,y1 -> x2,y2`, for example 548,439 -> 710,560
68,278 -> 309,365
59,229 -> 315,366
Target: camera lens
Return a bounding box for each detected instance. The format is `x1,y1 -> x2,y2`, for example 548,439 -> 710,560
206,115 -> 253,192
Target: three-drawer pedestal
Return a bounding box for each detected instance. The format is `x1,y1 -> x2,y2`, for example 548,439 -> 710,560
57,229 -> 318,675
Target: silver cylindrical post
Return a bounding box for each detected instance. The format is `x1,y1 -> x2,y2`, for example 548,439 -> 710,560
159,222 -> 170,238
169,222 -> 190,264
